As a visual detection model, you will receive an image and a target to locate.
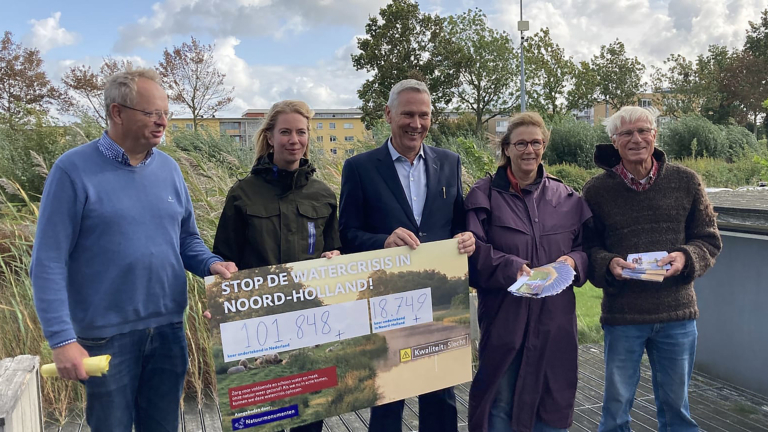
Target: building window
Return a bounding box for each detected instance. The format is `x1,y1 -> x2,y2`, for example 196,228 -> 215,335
316,136 -> 323,143
316,148 -> 325,155
344,123 -> 353,129
344,136 -> 354,142
346,149 -> 355,155
496,120 -> 508,128
316,122 -> 323,129
331,148 -> 338,155
329,122 -> 336,129
220,122 -> 241,134
186,123 -> 193,130
640,99 -> 652,108
330,135 -> 337,142
172,124 -> 180,130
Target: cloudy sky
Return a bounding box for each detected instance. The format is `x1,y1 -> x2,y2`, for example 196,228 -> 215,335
3,0 -> 765,118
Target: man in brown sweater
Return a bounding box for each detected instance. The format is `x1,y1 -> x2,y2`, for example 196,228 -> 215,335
583,106 -> 722,432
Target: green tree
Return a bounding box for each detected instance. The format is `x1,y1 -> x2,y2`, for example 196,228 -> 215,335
696,44 -> 736,124
351,0 -> 456,127
720,50 -> 768,136
524,28 -> 576,117
591,39 -> 645,114
157,36 -> 234,131
435,8 -> 518,134
650,54 -> 701,118
566,61 -> 599,111
745,9 -> 768,61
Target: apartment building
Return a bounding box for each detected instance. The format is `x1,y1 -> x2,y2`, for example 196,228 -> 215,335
242,108 -> 366,156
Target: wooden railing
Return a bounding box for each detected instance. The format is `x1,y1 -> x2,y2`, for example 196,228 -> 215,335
0,355 -> 43,432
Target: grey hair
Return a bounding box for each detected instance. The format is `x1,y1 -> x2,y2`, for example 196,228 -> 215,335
603,106 -> 660,137
104,67 -> 163,124
387,79 -> 431,111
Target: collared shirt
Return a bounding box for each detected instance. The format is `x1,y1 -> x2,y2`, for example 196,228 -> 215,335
97,131 -> 153,166
388,138 -> 427,225
613,159 -> 658,192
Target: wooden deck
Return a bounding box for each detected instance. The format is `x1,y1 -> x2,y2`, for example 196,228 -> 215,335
45,344 -> 768,432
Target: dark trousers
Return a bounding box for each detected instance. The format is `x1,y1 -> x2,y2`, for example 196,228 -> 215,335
289,421 -> 323,432
368,387 -> 458,432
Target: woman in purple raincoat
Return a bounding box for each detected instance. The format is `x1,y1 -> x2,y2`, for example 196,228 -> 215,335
466,112 -> 592,432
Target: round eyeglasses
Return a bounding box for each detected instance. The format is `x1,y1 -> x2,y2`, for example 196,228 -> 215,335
512,139 -> 545,151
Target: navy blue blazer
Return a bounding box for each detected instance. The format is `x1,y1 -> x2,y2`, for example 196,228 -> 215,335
339,141 -> 466,253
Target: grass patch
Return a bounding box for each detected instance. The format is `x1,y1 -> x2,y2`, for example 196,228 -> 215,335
730,402 -> 760,417
575,282 -> 603,345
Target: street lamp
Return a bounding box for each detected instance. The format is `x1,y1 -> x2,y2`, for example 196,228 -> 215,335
518,0 -> 529,112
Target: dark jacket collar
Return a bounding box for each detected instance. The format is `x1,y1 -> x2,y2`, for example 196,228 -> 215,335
491,164 -> 545,193
593,143 -> 667,172
377,140 -> 436,162
251,153 -> 315,192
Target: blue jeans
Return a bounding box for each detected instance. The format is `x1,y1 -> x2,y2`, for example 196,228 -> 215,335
489,347 -> 567,432
599,320 -> 698,432
78,322 -> 189,432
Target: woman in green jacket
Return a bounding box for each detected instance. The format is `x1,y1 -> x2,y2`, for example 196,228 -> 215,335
212,100 -> 340,432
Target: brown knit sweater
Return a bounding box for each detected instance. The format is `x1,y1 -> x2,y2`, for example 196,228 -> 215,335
582,144 -> 722,326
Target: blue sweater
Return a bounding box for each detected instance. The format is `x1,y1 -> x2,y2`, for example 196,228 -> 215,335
30,140 -> 221,347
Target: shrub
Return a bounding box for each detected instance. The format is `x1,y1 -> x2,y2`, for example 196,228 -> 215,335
0,120 -> 78,202
675,155 -> 765,188
436,134 -> 496,184
166,129 -> 252,174
545,117 -> 608,169
545,163 -> 601,193
721,125 -> 761,159
660,115 -> 759,162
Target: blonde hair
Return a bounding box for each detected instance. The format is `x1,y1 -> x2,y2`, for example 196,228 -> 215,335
498,112 -> 550,166
254,100 -> 314,162
104,67 -> 163,125
603,106 -> 659,137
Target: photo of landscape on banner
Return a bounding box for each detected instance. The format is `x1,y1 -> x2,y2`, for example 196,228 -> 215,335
204,239 -> 472,431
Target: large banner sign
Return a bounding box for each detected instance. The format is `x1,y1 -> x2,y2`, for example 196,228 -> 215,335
204,239 -> 472,431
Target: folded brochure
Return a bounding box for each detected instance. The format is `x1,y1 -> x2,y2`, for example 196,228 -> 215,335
508,261 -> 576,298
622,251 -> 671,282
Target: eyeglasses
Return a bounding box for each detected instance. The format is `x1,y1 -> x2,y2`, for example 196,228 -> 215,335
117,103 -> 173,121
615,127 -> 654,139
512,139 -> 545,151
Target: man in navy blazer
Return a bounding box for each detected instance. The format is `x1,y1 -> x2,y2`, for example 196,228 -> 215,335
339,79 -> 475,432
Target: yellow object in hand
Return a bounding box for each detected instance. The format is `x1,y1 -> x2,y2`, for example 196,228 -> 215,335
40,355 -> 112,378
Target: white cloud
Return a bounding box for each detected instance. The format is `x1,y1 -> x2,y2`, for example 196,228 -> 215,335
175,36 -> 367,117
47,55 -> 149,84
114,0 -> 389,53
24,12 -> 79,54
490,0 -> 765,75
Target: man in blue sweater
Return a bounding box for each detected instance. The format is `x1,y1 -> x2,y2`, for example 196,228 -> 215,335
30,68 -> 237,432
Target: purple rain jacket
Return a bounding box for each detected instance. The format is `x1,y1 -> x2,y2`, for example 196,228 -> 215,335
465,165 -> 592,432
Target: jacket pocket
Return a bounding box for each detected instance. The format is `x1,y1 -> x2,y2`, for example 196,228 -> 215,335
298,202 -> 333,255
488,212 -> 533,254
541,218 -> 579,257
245,203 -> 281,259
